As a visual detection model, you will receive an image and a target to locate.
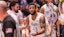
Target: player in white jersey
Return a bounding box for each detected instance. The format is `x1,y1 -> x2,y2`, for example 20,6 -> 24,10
26,3 -> 51,37
57,2 -> 64,37
40,0 -> 58,37
7,1 -> 25,37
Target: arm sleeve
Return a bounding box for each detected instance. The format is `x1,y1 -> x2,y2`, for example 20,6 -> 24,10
3,21 -> 16,37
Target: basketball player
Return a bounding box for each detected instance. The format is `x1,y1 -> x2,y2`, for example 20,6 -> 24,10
26,3 -> 51,37
7,1 -> 23,37
57,1 -> 64,37
40,0 -> 58,37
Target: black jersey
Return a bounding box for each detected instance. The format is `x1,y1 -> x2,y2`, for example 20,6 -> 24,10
2,15 -> 16,37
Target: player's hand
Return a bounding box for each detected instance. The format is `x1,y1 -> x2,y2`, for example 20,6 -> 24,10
57,31 -> 60,37
19,25 -> 26,30
31,32 -> 38,36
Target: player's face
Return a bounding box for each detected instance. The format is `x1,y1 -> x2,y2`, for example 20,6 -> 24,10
29,5 -> 36,15
14,3 -> 19,12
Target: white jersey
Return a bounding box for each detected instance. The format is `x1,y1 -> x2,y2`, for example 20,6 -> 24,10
7,10 -> 23,20
59,14 -> 64,25
59,3 -> 64,20
41,3 -> 57,37
41,3 -> 57,26
29,13 -> 45,37
7,10 -> 23,37
58,3 -> 64,24
59,14 -> 64,21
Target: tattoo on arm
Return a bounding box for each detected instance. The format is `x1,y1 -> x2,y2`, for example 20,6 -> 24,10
40,16 -> 46,28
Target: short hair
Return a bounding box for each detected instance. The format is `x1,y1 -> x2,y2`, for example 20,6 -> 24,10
29,3 -> 36,7
0,1 -> 7,11
9,1 -> 18,10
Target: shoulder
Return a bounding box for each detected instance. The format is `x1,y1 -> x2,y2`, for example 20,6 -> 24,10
40,15 -> 45,19
54,5 -> 58,10
7,10 -> 12,14
27,14 -> 31,18
40,4 -> 47,13
3,15 -> 16,24
41,4 -> 47,8
26,14 -> 31,21
39,14 -> 45,21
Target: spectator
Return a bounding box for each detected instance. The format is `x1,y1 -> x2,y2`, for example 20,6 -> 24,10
20,4 -> 30,17
7,0 -> 11,9
20,0 -> 28,9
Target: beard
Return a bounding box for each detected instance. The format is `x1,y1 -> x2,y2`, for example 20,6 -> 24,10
15,10 -> 18,13
31,11 -> 36,15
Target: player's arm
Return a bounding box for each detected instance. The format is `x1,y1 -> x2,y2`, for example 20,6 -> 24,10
25,16 -> 30,30
18,11 -> 26,30
25,16 -> 30,37
3,21 -> 16,37
37,16 -> 46,35
45,17 -> 51,35
56,19 -> 61,37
